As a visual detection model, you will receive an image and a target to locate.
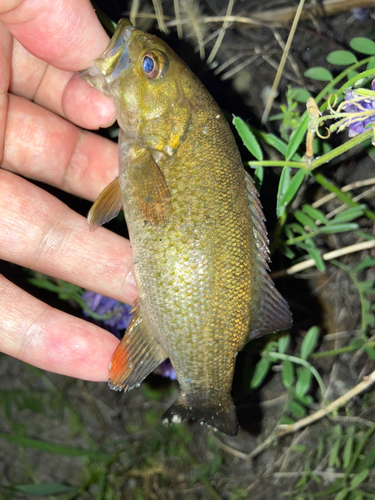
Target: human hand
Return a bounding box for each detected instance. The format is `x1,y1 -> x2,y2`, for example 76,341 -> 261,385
0,0 -> 137,382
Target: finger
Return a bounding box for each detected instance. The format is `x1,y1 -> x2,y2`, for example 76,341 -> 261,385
0,274 -> 119,381
0,0 -> 109,71
0,170 -> 138,305
3,94 -> 118,201
2,0 -> 116,129
10,39 -> 116,130
0,22 -> 12,163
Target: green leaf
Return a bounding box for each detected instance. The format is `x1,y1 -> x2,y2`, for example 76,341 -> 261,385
326,50 -> 357,66
334,490 -> 349,500
350,469 -> 370,489
329,437 -> 342,467
304,67 -> 333,82
365,346 -> 375,360
251,358 -> 271,389
286,115 -> 309,160
0,433 -> 111,460
331,205 -> 366,223
254,166 -> 264,191
295,366 -> 312,399
260,133 -> 302,160
278,334 -> 290,354
302,204 -> 328,224
367,56 -> 375,70
276,167 -> 290,218
350,37 -> 375,55
282,359 -> 294,388
233,116 -> 263,160
320,223 -> 359,233
14,483 -> 76,496
306,246 -> 325,272
288,88 -> 312,103
343,435 -> 353,468
294,210 -> 317,230
301,326 -> 319,359
279,170 -> 306,216
290,444 -> 308,453
289,400 -> 306,418
354,256 -> 375,272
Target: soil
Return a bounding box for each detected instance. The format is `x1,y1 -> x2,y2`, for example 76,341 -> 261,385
1,1 -> 375,499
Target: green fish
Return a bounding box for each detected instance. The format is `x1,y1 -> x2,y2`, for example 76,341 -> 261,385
81,19 -> 292,436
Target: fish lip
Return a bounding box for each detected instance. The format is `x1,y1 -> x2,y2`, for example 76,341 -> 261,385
79,19 -> 135,92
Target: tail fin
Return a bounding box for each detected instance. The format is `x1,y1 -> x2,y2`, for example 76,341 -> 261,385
162,394 -> 238,436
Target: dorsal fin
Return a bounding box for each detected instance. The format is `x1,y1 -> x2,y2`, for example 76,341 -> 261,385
108,302 -> 167,391
88,177 -> 122,231
244,171 -> 270,271
244,171 -> 292,339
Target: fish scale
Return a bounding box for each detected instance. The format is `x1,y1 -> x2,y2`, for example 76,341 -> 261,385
81,18 -> 292,435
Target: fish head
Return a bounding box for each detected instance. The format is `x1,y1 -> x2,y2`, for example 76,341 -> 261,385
80,18 -> 189,132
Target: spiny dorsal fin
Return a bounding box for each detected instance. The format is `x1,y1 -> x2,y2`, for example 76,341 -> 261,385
244,171 -> 270,271
88,177 -> 122,231
108,302 -> 167,391
129,148 -> 171,225
244,171 -> 292,339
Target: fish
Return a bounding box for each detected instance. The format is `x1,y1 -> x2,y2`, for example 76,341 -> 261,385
80,18 -> 292,436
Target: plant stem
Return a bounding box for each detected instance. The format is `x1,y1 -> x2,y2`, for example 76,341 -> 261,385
316,58 -> 374,108
311,342 -> 375,359
267,352 -> 326,397
248,128 -> 373,172
313,172 -> 375,221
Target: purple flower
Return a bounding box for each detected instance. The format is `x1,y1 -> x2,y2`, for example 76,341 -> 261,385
351,8 -> 368,21
82,291 -> 133,331
158,359 -> 177,380
344,79 -> 375,137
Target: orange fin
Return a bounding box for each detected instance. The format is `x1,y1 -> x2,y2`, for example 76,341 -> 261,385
108,303 -> 167,391
129,149 -> 171,225
162,393 -> 238,436
244,171 -> 292,339
88,177 -> 122,231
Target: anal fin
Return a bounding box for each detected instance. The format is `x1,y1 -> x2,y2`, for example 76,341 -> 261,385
88,177 -> 122,231
108,303 -> 167,391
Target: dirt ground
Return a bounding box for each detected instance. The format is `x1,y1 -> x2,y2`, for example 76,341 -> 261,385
1,1 -> 375,499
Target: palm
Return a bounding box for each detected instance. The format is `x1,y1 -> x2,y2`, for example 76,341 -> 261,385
0,0 -> 136,381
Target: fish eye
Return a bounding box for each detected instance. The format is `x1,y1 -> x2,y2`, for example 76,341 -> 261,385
140,50 -> 169,79
143,56 -> 155,75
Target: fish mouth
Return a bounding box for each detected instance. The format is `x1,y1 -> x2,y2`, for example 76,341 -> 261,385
79,19 -> 135,94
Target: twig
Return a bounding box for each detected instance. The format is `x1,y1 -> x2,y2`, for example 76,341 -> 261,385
130,0 -> 140,26
207,0 -> 234,65
152,0 -> 168,33
326,185 -> 375,219
133,0 -> 375,28
262,0 -> 306,123
271,239 -> 375,279
216,370 -> 375,461
313,177 -> 375,209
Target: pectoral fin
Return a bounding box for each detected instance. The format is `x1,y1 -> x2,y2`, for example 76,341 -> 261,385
108,303 -> 167,391
88,177 -> 122,231
129,149 -> 171,225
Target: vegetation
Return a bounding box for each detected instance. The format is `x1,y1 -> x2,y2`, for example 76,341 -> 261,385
1,1 -> 375,499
